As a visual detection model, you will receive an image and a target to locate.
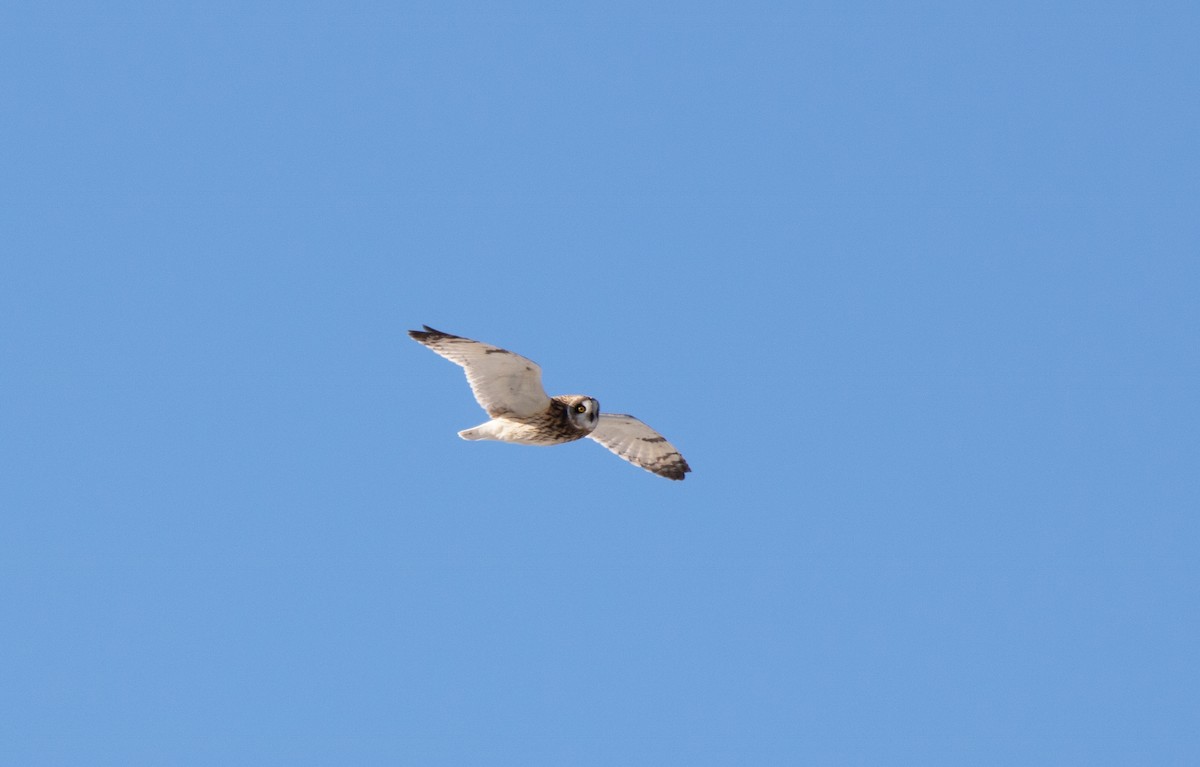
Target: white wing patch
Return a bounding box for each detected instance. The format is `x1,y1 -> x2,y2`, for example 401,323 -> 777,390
408,326 -> 551,418
588,413 -> 691,481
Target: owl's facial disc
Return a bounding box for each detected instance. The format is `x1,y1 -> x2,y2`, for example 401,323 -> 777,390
568,397 -> 599,429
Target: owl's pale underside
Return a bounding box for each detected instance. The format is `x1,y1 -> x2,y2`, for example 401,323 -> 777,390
408,326 -> 691,481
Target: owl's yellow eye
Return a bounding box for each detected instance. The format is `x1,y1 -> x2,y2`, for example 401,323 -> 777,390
576,404 -> 587,413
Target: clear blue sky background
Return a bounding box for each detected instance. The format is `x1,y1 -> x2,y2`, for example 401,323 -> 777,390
2,2 -> 1197,765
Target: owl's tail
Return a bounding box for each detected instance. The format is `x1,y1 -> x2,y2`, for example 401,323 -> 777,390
458,420 -> 500,441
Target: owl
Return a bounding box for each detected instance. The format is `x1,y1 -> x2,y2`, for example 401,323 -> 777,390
408,326 -> 691,481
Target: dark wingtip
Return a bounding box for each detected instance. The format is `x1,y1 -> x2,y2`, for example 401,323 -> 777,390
409,325 -> 455,343
659,458 -> 692,481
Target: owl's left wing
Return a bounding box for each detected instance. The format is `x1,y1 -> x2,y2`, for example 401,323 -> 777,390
407,326 -> 550,418
587,413 -> 691,481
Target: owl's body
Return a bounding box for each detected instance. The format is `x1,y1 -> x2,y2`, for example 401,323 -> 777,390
408,326 -> 691,480
459,394 -> 597,445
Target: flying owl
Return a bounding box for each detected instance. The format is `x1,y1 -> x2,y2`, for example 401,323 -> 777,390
408,325 -> 691,480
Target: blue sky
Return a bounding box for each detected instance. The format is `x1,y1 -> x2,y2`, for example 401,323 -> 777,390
2,2 -> 1198,764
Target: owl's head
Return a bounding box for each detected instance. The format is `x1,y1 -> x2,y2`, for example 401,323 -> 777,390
563,395 -> 600,432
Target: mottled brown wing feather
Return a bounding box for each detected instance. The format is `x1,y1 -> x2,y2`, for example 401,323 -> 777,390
408,326 -> 551,418
587,413 -> 691,480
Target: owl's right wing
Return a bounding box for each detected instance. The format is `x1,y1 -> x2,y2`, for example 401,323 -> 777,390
408,326 -> 551,418
587,413 -> 691,481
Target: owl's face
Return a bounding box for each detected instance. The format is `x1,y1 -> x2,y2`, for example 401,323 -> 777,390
564,396 -> 600,432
